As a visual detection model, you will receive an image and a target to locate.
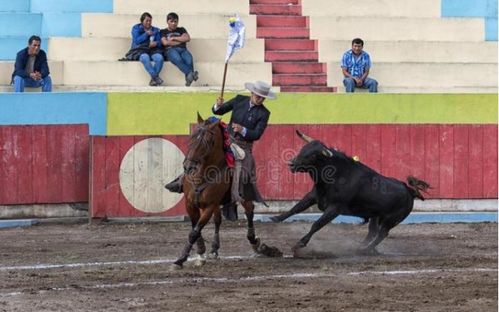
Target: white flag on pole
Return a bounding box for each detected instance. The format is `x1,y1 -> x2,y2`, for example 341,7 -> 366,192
225,15 -> 245,62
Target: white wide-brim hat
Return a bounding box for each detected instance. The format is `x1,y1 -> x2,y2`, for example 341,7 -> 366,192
244,81 -> 276,100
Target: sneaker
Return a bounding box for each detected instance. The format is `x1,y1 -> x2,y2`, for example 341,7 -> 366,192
185,72 -> 194,87
192,70 -> 199,81
149,78 -> 158,87
154,76 -> 164,86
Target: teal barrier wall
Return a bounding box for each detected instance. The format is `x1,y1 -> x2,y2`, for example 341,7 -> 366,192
442,0 -> 498,40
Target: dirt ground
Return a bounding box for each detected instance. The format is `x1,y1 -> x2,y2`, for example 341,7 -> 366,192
0,219 -> 496,312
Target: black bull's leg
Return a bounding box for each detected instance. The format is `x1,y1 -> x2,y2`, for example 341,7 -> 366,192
270,190 -> 317,223
293,204 -> 340,252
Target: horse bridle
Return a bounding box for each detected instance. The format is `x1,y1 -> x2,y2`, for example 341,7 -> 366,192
184,125 -> 216,174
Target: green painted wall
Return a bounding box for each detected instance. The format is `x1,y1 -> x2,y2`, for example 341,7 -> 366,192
107,93 -> 498,135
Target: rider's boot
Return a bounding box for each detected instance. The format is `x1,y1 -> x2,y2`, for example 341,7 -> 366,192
165,175 -> 183,193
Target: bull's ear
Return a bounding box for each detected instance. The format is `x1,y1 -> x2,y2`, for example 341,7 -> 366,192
322,148 -> 333,157
197,111 -> 204,124
296,130 -> 313,143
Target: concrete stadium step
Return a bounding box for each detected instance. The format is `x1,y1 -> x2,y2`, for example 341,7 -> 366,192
0,61 -> 64,85
251,0 -> 299,4
302,0 -> 440,17
0,13 -> 42,37
113,0 -> 249,15
257,15 -> 307,27
0,0 -> 29,12
265,39 -> 316,51
280,85 -> 336,92
265,51 -> 318,62
61,61 -> 272,87
257,27 -> 309,39
335,86 -> 499,94
48,38 -> 265,62
250,4 -> 302,15
318,40 -> 498,63
272,62 -> 326,74
273,73 -> 327,86
0,36 -> 49,61
310,17 -> 485,41
328,62 -> 498,89
82,13 -> 257,39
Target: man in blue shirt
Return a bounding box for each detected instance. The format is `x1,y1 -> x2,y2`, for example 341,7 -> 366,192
341,38 -> 378,93
11,35 -> 52,92
131,12 -> 164,86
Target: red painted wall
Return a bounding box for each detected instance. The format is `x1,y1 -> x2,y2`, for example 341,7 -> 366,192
255,124 -> 498,199
1,124 -> 496,211
90,135 -> 189,218
0,124 -> 89,205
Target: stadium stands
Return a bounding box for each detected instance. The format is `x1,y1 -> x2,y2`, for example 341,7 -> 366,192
0,0 -> 496,92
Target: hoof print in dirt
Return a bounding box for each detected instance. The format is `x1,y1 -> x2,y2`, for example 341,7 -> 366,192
257,243 -> 283,258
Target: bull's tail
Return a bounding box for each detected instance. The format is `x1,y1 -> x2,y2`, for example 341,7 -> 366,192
406,176 -> 431,200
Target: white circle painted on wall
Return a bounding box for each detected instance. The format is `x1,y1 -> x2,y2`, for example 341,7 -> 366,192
119,138 -> 184,213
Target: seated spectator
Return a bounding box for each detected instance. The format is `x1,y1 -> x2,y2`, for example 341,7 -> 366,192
341,38 -> 378,93
132,12 -> 164,86
11,35 -> 52,92
161,12 -> 199,86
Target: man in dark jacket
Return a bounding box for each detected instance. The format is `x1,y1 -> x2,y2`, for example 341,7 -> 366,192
165,81 -> 276,216
12,35 -> 52,92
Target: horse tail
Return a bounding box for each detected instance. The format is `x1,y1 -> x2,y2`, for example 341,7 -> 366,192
406,176 -> 431,201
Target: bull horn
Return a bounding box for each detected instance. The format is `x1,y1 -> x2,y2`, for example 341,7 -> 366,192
197,111 -> 204,124
296,130 -> 314,143
322,149 -> 333,157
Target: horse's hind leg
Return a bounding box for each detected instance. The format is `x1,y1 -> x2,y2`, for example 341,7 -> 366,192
209,207 -> 222,259
242,201 -> 283,258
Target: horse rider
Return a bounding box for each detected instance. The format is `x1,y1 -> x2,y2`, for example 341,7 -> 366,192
165,80 -> 276,216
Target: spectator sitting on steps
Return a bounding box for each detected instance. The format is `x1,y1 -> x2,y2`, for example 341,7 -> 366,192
160,12 -> 199,87
131,12 -> 164,86
11,35 -> 52,93
341,38 -> 378,93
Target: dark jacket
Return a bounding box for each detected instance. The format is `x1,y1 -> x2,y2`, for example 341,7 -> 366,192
212,95 -> 270,142
12,47 -> 50,80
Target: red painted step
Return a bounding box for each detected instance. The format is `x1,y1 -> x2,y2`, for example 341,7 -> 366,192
257,15 -> 307,27
250,4 -> 301,15
273,62 -> 326,74
265,39 -> 316,51
273,74 -> 328,86
265,51 -> 318,62
251,0 -> 299,4
257,27 -> 309,39
280,86 -> 337,92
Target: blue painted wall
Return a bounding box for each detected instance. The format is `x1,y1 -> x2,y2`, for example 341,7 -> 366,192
442,0 -> 498,40
0,13 -> 42,36
0,93 -> 107,135
0,37 -> 48,60
41,13 -> 81,37
0,0 -> 29,12
30,0 -> 113,13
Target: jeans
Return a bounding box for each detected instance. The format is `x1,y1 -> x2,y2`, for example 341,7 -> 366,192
166,47 -> 193,76
13,75 -> 52,92
343,77 -> 378,93
139,53 -> 164,78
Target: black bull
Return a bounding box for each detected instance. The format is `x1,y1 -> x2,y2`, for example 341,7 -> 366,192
271,130 -> 430,254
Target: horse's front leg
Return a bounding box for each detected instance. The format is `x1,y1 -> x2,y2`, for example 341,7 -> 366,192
243,201 -> 283,257
173,207 -> 213,269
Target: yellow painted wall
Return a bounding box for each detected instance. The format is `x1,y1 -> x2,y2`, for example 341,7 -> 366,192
107,93 -> 498,135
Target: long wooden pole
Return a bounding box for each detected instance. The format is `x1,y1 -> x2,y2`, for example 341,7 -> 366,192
220,62 -> 228,98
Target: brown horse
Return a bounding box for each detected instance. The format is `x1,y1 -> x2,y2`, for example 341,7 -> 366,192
173,113 -> 281,269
